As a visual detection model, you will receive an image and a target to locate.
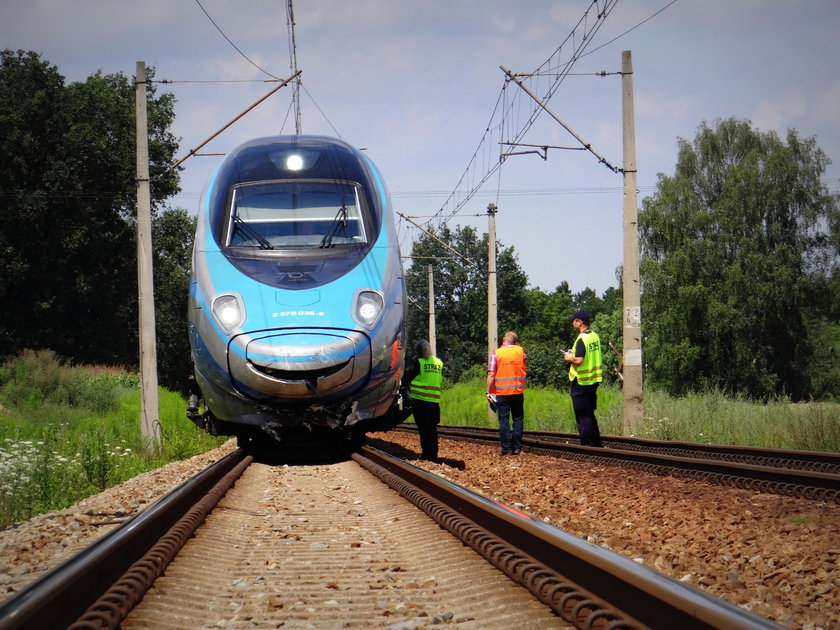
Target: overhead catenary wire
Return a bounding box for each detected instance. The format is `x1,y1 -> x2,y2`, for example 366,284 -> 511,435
426,0 -> 683,234
157,79 -> 284,84
500,65 -> 621,173
193,0 -> 281,80
427,0 -> 621,229
580,0 -> 682,59
169,71 -> 301,170
396,212 -> 477,268
300,83 -> 341,139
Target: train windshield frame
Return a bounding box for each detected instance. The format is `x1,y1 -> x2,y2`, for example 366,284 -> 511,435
222,179 -> 370,255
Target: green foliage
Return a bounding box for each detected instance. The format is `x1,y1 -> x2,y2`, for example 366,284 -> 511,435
0,351 -> 225,526
0,349 -> 126,414
639,118 -> 840,400
436,380 -> 840,452
593,308 -> 623,385
405,228 -> 622,388
519,342 -> 567,389
152,209 -> 197,394
520,283 -> 575,347
0,50 -> 184,381
804,318 -> 840,401
79,427 -> 115,490
639,388 -> 840,451
438,377 -> 623,435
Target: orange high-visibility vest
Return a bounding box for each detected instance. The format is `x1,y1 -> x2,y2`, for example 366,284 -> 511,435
491,345 -> 526,395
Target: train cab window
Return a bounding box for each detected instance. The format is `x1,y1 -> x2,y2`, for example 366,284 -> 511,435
225,181 -> 369,251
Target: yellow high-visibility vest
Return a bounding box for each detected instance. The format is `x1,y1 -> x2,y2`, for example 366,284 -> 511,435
569,330 -> 603,386
410,356 -> 443,403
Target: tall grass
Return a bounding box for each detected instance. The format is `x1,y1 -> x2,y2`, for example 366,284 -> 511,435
3,351 -> 838,527
438,377 -> 840,452
0,350 -> 225,526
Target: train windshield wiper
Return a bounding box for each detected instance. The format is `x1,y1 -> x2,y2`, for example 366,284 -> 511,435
319,206 -> 348,249
233,215 -> 273,250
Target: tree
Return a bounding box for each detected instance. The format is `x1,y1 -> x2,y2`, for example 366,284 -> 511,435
0,50 -> 181,371
520,282 -> 623,388
404,225 -> 530,382
639,118 -> 839,400
152,209 -> 196,394
404,222 -> 623,389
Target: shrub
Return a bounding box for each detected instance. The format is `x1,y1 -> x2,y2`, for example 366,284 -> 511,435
0,350 -> 226,527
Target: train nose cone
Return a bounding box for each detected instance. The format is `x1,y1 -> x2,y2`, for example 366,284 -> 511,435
229,329 -> 371,400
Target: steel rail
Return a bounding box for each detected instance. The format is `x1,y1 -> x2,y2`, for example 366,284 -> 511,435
393,425 -> 840,501
530,430 -> 839,474
355,445 -> 784,630
416,425 -> 840,473
0,449 -> 251,630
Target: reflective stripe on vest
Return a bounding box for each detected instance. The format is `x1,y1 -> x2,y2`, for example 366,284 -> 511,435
492,345 -> 526,395
569,330 -> 603,386
410,356 -> 443,403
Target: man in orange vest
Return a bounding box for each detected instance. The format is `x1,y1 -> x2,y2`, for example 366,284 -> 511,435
486,331 -> 527,455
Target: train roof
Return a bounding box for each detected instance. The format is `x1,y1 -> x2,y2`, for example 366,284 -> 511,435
206,135 -> 385,237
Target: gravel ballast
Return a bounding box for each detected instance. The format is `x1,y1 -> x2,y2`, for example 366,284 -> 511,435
1,433 -> 837,629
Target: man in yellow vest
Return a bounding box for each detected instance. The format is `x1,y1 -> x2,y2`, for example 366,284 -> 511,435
487,331 -> 527,455
563,310 -> 604,447
405,339 -> 444,462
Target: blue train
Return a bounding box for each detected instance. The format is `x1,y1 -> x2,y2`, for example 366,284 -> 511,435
187,135 -> 409,450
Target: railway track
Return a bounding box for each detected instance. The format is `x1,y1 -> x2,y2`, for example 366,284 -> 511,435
0,446 -> 787,629
397,425 -> 840,503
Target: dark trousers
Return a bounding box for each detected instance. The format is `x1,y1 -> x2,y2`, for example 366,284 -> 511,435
412,399 -> 440,460
496,393 -> 524,454
570,380 -> 603,447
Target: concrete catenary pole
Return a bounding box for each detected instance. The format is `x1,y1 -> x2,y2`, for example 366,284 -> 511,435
487,204 -> 498,420
135,62 -> 161,450
621,51 -> 643,435
428,264 -> 437,356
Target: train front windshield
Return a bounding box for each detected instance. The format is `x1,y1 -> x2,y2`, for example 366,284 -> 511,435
225,181 -> 369,250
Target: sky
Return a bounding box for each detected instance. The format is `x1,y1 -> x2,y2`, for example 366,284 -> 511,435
3,0 -> 840,296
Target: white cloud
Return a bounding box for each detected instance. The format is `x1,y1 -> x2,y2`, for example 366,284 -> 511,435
813,81 -> 840,131
750,97 -> 808,136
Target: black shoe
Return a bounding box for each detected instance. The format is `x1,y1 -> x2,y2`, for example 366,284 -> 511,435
511,450 -> 521,455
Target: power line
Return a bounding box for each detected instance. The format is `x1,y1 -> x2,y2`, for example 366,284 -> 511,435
392,187 -> 645,198
156,79 -> 280,84
580,0 -> 682,59
427,0 -> 684,232
427,0 -> 621,229
193,0 -> 280,79
300,83 -> 341,138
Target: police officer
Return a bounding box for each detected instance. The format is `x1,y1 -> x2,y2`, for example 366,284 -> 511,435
405,339 -> 444,461
563,310 -> 604,447
487,331 -> 527,455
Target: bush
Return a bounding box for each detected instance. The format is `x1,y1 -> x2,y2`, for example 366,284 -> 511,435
0,349 -> 128,414
0,350 -> 225,527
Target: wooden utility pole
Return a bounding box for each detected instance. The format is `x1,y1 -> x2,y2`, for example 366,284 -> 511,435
621,50 -> 643,435
427,264 -> 437,355
135,62 -> 161,450
487,204 -> 498,420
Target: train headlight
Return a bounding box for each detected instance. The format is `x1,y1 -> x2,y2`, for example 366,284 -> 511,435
353,290 -> 384,328
269,149 -> 320,172
211,293 -> 245,333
